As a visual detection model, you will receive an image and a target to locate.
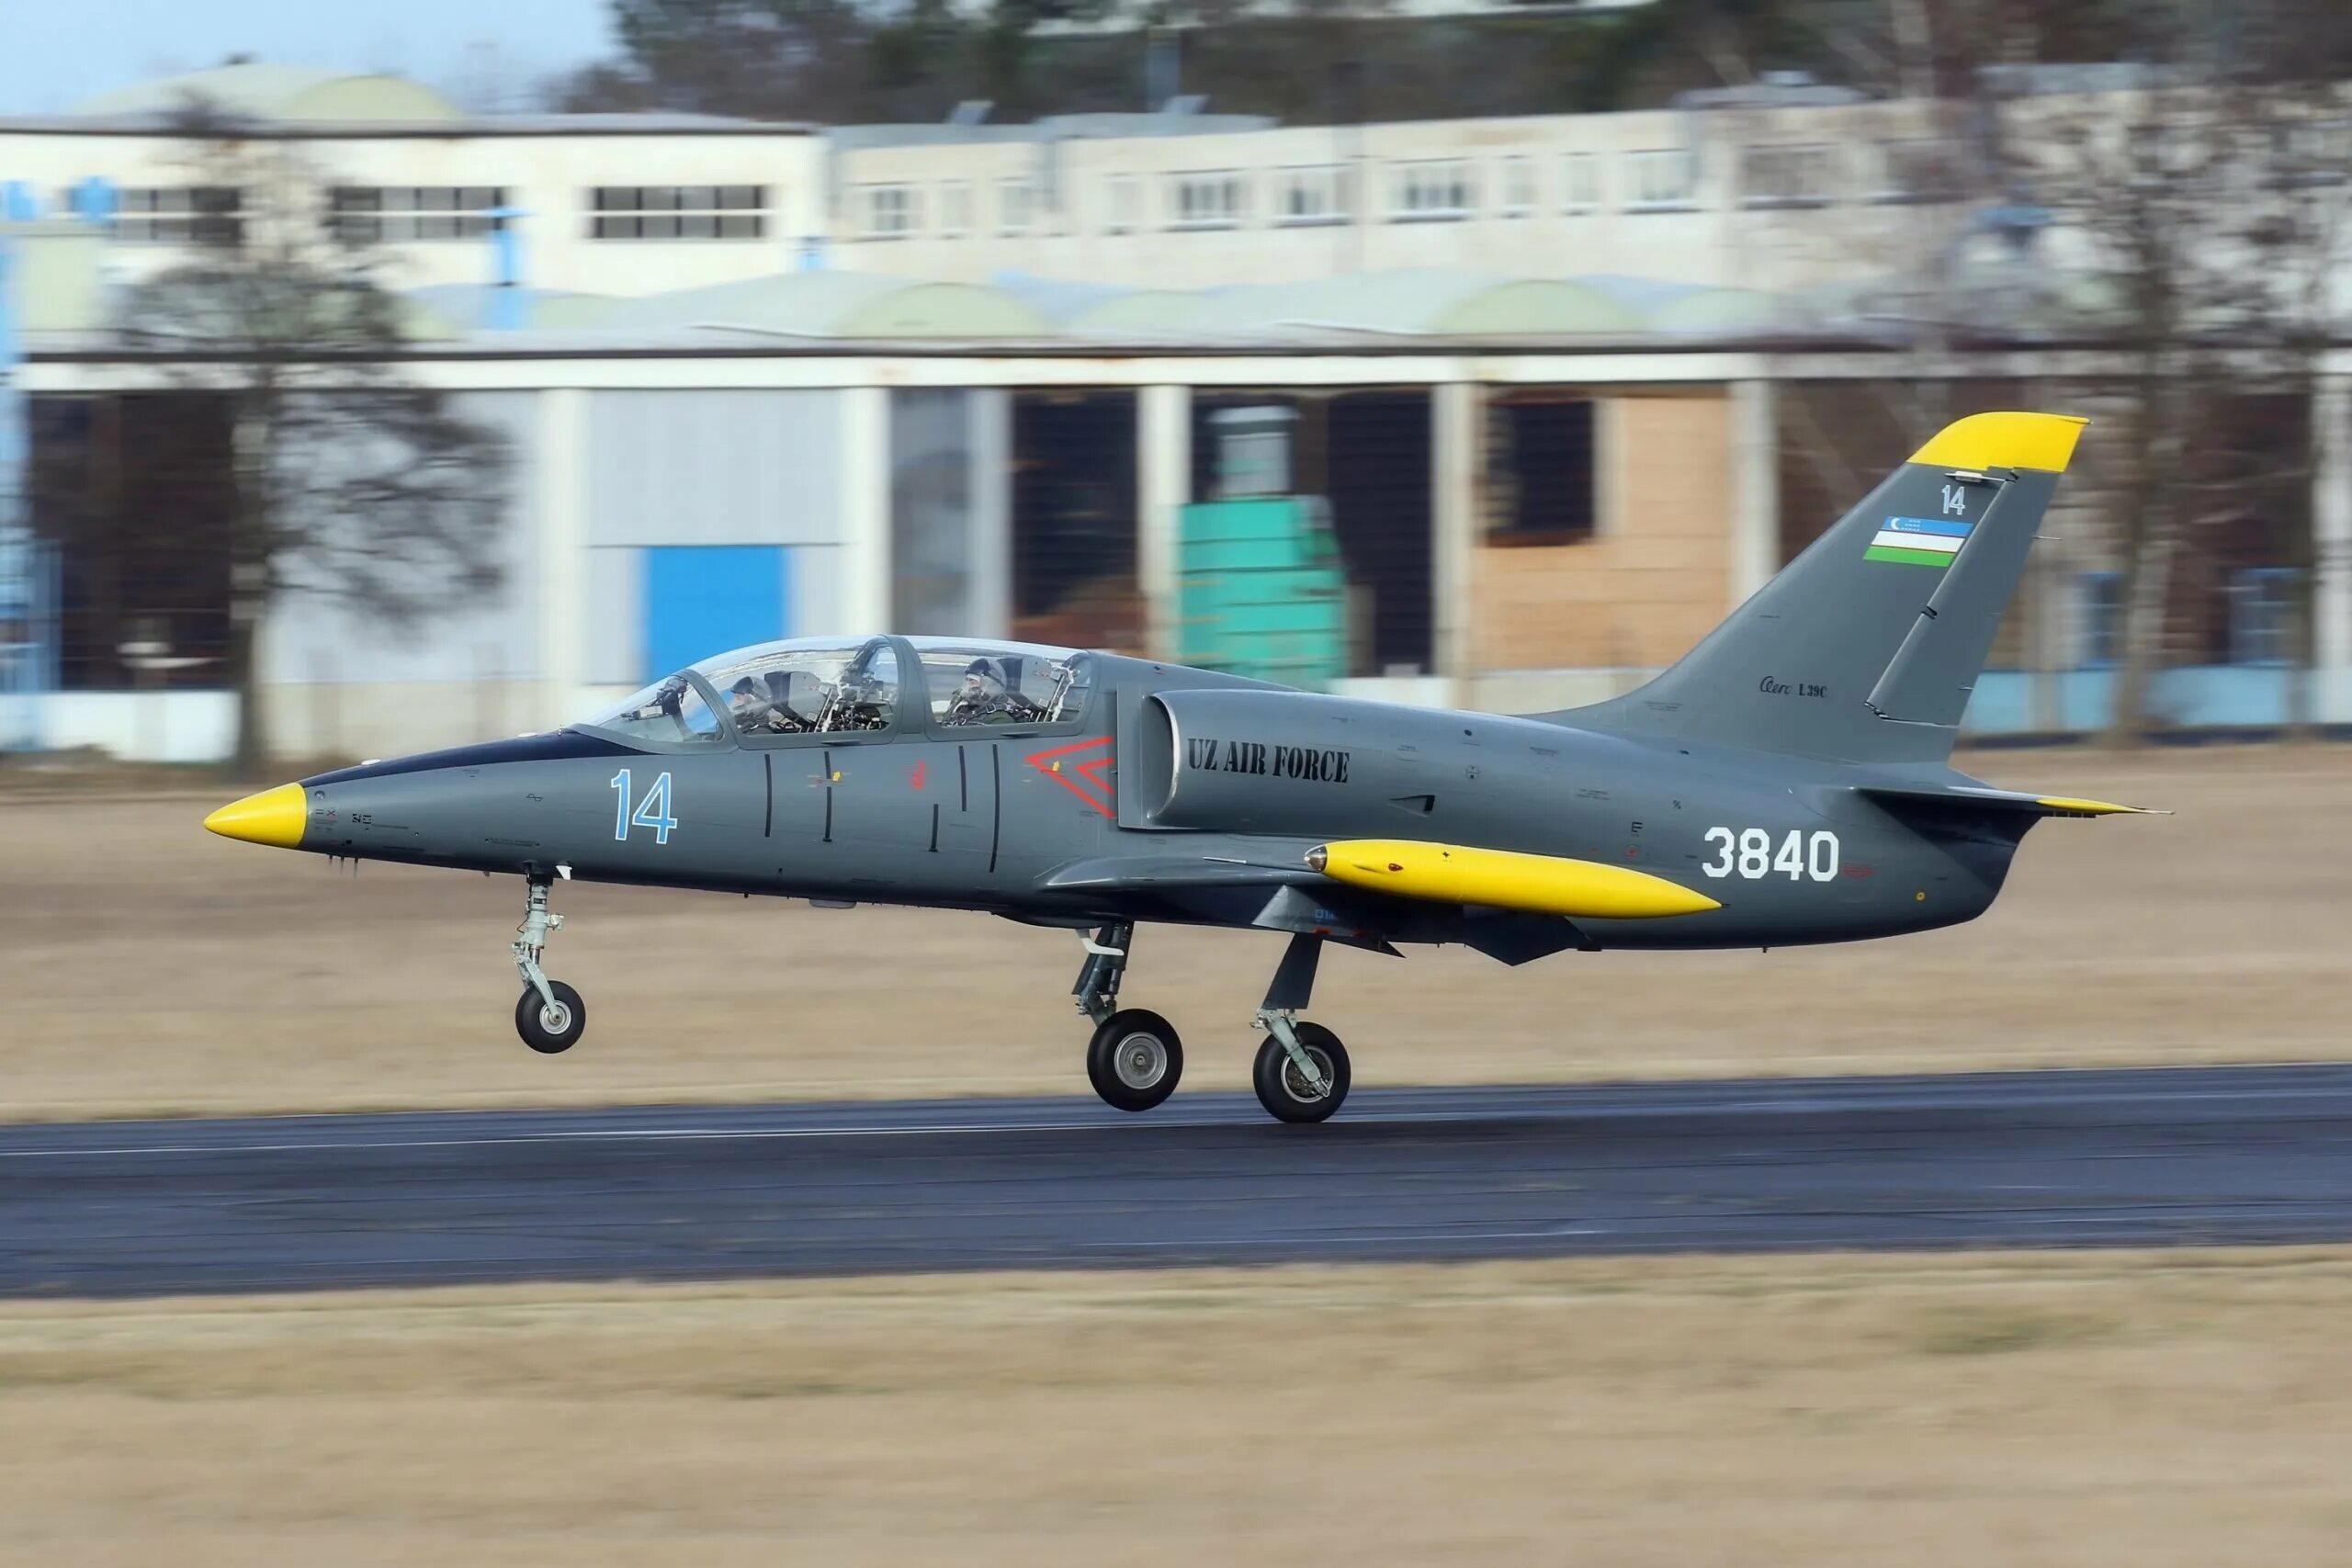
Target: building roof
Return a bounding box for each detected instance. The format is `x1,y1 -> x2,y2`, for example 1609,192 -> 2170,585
589,271 -> 1054,339
1067,269 -> 1645,337
76,63 -> 465,124
824,111 -> 1278,151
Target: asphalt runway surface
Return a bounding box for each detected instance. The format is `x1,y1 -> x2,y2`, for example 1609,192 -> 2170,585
5,1064 -> 2351,1297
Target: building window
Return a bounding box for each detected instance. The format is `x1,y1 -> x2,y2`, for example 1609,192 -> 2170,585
1390,158 -> 1474,221
1740,144 -> 1839,209
589,186 -> 767,240
997,176 -> 1034,236
112,186 -> 242,244
1485,397 -> 1598,546
1102,173 -> 1140,233
1624,148 -> 1700,211
937,180 -> 973,238
1271,164 -> 1348,226
1168,170 -> 1246,230
2229,567 -> 2301,665
1872,139 -> 1968,204
2076,570 -> 2122,668
1498,155 -> 1535,218
1562,151 -> 1600,213
856,184 -> 922,240
328,186 -> 506,243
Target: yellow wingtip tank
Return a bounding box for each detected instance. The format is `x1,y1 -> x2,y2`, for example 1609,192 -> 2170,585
1308,839 -> 1721,919
1907,412 -> 2089,474
2031,795 -> 2159,818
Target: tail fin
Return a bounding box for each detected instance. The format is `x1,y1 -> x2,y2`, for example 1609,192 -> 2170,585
1560,412 -> 2086,765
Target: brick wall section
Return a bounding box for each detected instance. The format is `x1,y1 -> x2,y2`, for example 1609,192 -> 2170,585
1473,393 -> 1735,671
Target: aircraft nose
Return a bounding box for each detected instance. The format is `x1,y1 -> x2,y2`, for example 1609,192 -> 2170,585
203,783 -> 309,848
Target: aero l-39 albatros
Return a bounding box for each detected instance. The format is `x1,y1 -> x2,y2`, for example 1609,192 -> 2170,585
207,412 -> 2149,1123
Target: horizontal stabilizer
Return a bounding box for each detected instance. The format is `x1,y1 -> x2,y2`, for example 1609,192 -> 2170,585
1857,784 -> 2163,819
1309,839 -> 1720,919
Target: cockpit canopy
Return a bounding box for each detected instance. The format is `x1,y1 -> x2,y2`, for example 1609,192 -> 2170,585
579,636 -> 1093,747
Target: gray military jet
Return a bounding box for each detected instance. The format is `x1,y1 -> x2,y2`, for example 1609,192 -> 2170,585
207,412 -> 2147,1122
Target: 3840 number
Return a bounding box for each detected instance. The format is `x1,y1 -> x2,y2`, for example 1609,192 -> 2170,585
1701,827 -> 1838,882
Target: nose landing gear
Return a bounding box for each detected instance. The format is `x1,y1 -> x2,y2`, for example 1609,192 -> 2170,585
512,874 -> 585,1054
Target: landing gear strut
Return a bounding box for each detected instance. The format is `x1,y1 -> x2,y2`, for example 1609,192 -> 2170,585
1075,921 -> 1182,1112
512,874 -> 585,1055
1250,934 -> 1351,1123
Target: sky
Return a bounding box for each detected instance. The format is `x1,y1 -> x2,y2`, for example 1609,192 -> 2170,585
0,0 -> 620,115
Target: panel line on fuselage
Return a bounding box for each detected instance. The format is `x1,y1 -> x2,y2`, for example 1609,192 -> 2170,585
762,752 -> 773,839
821,750 -> 833,844
988,743 -> 1001,874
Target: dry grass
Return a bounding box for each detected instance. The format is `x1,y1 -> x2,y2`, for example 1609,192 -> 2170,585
2,746 -> 2348,1121
0,1249 -> 2349,1565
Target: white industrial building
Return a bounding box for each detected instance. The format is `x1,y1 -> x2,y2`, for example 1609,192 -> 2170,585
0,62 -> 1989,308
4,63 -> 2348,763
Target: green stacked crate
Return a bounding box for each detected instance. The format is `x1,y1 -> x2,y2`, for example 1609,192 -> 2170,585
1176,497 -> 1349,688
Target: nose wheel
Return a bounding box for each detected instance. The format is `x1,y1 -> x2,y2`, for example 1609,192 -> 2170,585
516,979 -> 586,1054
510,874 -> 585,1054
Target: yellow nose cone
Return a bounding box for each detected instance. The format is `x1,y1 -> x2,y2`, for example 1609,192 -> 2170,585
203,784 -> 309,849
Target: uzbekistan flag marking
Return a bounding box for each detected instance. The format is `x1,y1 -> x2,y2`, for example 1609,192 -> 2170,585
1866,515 -> 1972,569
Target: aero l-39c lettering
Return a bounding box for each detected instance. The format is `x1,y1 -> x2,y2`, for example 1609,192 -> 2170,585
205,412 -> 2156,1125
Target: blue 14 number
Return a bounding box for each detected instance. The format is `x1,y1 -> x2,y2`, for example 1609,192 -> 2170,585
610,769 -> 678,845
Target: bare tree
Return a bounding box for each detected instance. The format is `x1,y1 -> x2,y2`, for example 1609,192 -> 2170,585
115,105 -> 513,775
1985,6 -> 2352,742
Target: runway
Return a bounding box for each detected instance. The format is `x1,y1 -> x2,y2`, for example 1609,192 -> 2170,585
4,1064 -> 2351,1297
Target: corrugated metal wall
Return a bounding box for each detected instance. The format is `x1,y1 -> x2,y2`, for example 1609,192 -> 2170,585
581,389 -> 853,682
264,389 -> 541,688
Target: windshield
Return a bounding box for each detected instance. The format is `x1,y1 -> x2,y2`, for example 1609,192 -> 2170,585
581,672 -> 726,746
692,637 -> 904,739
910,641 -> 1091,728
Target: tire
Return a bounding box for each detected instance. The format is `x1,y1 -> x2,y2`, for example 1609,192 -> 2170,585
1086,1008 -> 1184,1112
515,980 -> 586,1055
1252,1022 -> 1351,1124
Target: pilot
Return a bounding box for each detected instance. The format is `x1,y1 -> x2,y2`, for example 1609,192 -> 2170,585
946,658 -> 1006,725
728,676 -> 792,735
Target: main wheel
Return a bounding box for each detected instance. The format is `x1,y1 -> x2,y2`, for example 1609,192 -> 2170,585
1086,1008 -> 1183,1112
515,980 -> 586,1055
1252,1022 -> 1351,1124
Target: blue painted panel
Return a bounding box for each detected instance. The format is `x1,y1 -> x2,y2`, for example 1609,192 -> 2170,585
1959,671 -> 2035,735
2149,665 -> 2293,728
641,545 -> 789,682
2056,665 -> 2298,732
2058,670 -> 2115,732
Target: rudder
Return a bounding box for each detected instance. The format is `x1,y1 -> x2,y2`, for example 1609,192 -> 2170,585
1557,412 -> 2086,764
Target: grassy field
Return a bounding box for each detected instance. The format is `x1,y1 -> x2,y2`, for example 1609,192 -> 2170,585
2,745 -> 2346,1120
0,1249 -> 2346,1565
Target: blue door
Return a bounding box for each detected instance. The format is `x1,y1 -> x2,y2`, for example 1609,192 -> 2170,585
642,546 -> 790,681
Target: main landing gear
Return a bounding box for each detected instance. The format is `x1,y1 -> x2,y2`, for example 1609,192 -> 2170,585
1071,927 -> 1351,1124
512,874 -> 585,1055
1075,921 -> 1184,1112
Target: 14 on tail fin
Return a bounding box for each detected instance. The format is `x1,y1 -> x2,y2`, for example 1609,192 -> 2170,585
1564,412 -> 2086,765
